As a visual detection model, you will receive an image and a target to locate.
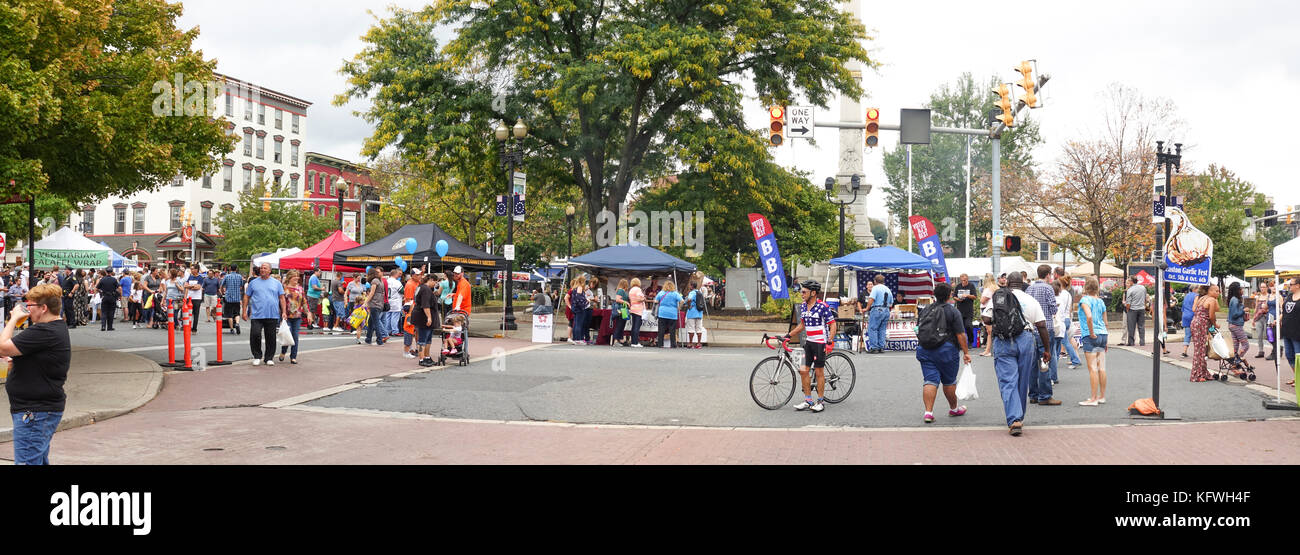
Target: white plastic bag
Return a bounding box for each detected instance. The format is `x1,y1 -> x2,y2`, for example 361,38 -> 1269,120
277,319 -> 295,347
956,362 -> 978,400
1209,330 -> 1230,359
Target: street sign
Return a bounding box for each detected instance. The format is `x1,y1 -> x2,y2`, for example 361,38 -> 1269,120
900,108 -> 932,145
0,232 -> 7,258
504,244 -> 515,261
786,106 -> 814,140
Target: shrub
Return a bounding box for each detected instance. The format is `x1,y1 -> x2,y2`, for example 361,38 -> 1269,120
761,297 -> 796,318
471,285 -> 489,306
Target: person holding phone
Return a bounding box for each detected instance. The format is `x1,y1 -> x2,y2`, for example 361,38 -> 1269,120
0,283 -> 72,464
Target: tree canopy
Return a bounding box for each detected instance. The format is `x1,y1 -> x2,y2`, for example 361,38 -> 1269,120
338,0 -> 875,242
1181,165 -> 1272,280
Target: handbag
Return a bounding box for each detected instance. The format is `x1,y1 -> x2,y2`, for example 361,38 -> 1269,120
277,319 -> 295,346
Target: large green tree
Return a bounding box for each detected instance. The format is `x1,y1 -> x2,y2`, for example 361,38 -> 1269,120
338,0 -> 874,241
1181,165 -> 1272,281
0,0 -> 234,206
881,73 -> 1042,257
214,183 -> 341,273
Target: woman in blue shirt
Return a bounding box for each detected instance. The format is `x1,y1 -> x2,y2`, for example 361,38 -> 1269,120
1077,277 -> 1109,406
1226,282 -> 1248,358
654,280 -> 683,348
1180,288 -> 1198,357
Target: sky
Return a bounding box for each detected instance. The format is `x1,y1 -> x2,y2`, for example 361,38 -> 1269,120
176,0 -> 1300,225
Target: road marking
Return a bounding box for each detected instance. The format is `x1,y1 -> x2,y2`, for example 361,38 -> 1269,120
260,384 -> 362,409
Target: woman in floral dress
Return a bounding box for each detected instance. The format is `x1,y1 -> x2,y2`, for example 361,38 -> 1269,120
1190,284 -> 1220,382
279,270 -> 305,364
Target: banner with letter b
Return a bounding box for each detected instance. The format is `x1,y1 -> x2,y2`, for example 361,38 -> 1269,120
747,213 -> 789,299
908,215 -> 949,282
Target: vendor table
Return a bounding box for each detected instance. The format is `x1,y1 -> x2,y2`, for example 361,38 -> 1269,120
597,307 -> 683,346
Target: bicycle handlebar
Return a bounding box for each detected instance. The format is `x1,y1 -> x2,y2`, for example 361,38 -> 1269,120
761,333 -> 793,353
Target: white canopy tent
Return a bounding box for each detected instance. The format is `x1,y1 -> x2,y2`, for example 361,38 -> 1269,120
1268,236 -> 1300,410
33,227 -> 112,269
943,257 -> 1038,281
251,248 -> 302,270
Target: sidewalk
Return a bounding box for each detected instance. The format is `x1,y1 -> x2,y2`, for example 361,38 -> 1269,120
0,346 -> 163,443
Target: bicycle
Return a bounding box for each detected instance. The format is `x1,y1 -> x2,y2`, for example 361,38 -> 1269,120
750,334 -> 857,410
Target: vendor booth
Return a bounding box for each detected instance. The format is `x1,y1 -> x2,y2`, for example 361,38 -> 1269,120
333,222 -> 506,272
567,244 -> 698,346
33,227 -> 112,269
251,248 -> 301,270
98,241 -> 136,269
830,246 -> 939,352
280,230 -> 363,272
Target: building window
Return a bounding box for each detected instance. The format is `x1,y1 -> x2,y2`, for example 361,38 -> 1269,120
170,205 -> 183,230
256,136 -> 265,159
225,93 -> 234,118
273,174 -> 281,187
223,166 -> 233,191
244,98 -> 252,121
242,168 -> 252,191
1037,241 -> 1050,261
275,109 -> 282,129
243,132 -> 252,156
114,208 -> 126,234
202,173 -> 212,189
290,145 -> 298,167
133,207 -> 145,234
201,207 -> 211,234
292,113 -> 299,133
326,176 -> 334,196
274,141 -> 282,163
258,104 -> 266,125
171,174 -> 183,187
82,210 -> 94,233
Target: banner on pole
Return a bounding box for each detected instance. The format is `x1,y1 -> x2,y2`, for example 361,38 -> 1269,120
908,215 -> 949,282
1162,207 -> 1213,285
747,214 -> 789,299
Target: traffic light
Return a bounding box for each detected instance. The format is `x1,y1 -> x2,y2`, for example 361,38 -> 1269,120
865,107 -> 880,148
994,84 -> 1015,127
1015,60 -> 1038,108
1289,206 -> 1295,225
1264,209 -> 1278,227
262,188 -> 271,211
1004,235 -> 1021,253
768,106 -> 785,146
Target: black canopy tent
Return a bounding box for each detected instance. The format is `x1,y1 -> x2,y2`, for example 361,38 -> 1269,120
332,223 -> 507,272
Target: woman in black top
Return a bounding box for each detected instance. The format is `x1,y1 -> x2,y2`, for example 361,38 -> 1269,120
1280,278 -> 1300,386
0,283 -> 72,465
411,274 -> 438,367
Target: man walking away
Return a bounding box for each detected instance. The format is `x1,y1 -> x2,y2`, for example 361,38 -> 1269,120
242,263 -> 286,365
220,265 -> 244,335
96,268 -> 120,331
865,274 -> 893,353
991,272 -> 1052,436
202,269 -> 221,323
1026,265 -> 1060,402
1124,277 -> 1149,346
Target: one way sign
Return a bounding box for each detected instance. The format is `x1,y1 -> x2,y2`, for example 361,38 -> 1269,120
786,106 -> 814,140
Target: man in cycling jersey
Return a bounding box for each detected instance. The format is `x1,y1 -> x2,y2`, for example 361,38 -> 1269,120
783,280 -> 837,413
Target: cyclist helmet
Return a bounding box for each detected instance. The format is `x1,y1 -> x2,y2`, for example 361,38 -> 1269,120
799,280 -> 821,293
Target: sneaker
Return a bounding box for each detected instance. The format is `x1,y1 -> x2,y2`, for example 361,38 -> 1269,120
948,406 -> 967,417
419,358 -> 434,367
1078,399 -> 1100,406
793,400 -> 813,411
923,411 -> 935,423
809,400 -> 824,413
1097,397 -> 1106,404
631,344 -> 643,348
265,360 -> 274,366
252,359 -> 261,366
403,352 -> 417,359
1068,364 -> 1079,369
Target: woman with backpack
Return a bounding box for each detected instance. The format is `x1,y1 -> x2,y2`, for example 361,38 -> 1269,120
684,281 -> 705,348
611,279 -> 630,347
654,280 -> 683,348
568,276 -> 589,345
1077,277 -> 1109,405
914,283 -> 970,423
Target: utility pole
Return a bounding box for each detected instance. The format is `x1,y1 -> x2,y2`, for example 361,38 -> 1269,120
1149,140 -> 1182,419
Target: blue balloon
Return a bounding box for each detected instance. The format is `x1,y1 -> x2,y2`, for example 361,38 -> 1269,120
435,239 -> 449,258
405,238 -> 417,255
394,256 -> 407,272
365,266 -> 372,274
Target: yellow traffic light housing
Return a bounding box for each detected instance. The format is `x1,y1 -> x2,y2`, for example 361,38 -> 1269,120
262,188 -> 271,212
1015,60 -> 1038,108
768,106 -> 785,146
865,108 -> 880,148
995,84 -> 1015,127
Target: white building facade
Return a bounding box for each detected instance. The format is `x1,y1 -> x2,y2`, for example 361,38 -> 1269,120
75,73 -> 311,266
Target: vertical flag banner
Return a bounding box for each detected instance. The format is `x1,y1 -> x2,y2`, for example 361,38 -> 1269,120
495,196 -> 507,217
908,215 -> 949,282
1162,206 -> 1213,285
748,213 -> 789,299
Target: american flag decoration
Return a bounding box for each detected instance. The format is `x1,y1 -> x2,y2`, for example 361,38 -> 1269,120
495,195 -> 507,217
857,270 -> 934,305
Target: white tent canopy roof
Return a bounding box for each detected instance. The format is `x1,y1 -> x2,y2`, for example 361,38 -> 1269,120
943,257 -> 1038,280
1274,236 -> 1300,272
1066,261 -> 1125,278
33,227 -> 112,252
252,248 -> 302,270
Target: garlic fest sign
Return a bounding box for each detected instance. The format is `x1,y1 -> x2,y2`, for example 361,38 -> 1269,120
34,249 -> 109,269
1162,206 -> 1213,286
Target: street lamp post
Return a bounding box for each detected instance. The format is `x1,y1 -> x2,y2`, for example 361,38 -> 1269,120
496,118 -> 528,331
825,175 -> 861,298
1151,140 -> 1182,417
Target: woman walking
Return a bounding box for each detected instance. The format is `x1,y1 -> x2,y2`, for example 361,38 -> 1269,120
654,280 -> 683,348
129,280 -> 144,329
1190,284 -> 1220,382
611,279 -> 630,347
628,278 -> 646,348
1226,282 -> 1249,358
1180,287 -> 1199,357
1057,277 -> 1082,369
1279,278 -> 1300,386
1077,277 -> 1109,405
279,270 -> 304,364
1252,283 -> 1272,359
568,276 -> 589,345
914,283 -> 969,422
978,273 -> 997,357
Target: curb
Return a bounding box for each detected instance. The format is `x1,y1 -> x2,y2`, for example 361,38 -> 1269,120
0,349 -> 165,444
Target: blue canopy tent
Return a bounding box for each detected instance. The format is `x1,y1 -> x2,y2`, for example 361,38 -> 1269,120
829,245 -> 936,272
568,244 -> 697,273
99,241 -> 132,268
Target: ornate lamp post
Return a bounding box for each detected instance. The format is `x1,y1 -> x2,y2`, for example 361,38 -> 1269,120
825,174 -> 861,297
495,118 -> 528,330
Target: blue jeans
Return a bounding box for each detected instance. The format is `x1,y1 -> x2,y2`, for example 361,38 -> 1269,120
1061,319 -> 1082,365
572,308 -> 589,342
1283,337 -> 1300,370
868,307 -> 889,350
279,317 -> 301,359
384,310 -> 402,336
366,308 -> 386,344
329,300 -> 345,329
916,342 -> 960,387
1028,334 -> 1054,401
12,411 -> 62,465
993,332 -> 1037,427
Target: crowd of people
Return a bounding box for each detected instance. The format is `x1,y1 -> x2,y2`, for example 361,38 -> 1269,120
557,274 -> 710,348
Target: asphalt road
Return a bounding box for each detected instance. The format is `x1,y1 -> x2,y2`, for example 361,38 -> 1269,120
307,343 -> 1282,429
69,317 -> 366,366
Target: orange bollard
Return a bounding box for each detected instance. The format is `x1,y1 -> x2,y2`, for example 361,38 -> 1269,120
160,298 -> 182,368
179,297 -> 194,371
210,298 -> 231,366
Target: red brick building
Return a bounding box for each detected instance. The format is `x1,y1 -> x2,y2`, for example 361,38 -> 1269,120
303,152 -> 373,231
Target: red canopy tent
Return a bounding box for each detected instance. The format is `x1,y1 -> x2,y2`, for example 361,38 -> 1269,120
279,230 -> 364,272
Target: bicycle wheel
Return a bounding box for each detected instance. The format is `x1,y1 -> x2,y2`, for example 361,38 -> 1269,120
750,355 -> 797,410
821,351 -> 857,403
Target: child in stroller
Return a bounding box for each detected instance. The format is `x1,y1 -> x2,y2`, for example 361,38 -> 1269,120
438,311 -> 469,366
1208,343 -> 1256,382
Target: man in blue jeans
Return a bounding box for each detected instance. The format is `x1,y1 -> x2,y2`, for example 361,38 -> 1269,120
1025,265 -> 1060,405
991,273 -> 1053,436
0,283 -> 72,464
864,274 -> 892,353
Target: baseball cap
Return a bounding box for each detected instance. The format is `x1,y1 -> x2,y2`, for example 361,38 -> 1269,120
453,265 -> 463,274
412,268 -> 423,274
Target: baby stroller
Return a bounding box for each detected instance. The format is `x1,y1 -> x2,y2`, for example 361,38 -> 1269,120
1207,335 -> 1255,382
437,311 -> 470,367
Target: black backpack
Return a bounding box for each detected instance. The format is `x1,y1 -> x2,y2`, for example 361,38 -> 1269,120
991,287 -> 1028,340
916,302 -> 951,350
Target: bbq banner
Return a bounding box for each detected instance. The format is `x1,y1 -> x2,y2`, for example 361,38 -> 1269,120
747,213 -> 789,299
1162,207 -> 1213,286
907,215 -> 949,282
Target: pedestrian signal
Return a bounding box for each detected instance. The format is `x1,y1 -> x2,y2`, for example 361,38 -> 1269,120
1004,235 -> 1021,253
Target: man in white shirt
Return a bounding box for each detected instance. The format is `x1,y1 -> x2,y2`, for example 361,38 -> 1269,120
385,269 -> 404,337
991,272 -> 1053,437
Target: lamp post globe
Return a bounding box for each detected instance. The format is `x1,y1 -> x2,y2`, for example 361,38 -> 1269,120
495,121 -> 509,141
